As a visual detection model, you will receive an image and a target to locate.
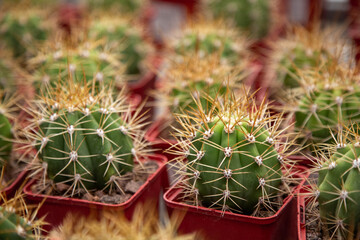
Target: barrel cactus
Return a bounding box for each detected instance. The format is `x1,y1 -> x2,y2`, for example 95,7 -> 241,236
88,15 -> 152,76
24,79 -> 148,196
205,0 -> 274,39
158,51 -> 247,115
169,20 -> 248,65
270,26 -> 338,90
169,88 -> 296,215
307,125 -> 360,239
29,40 -> 124,93
291,64 -> 360,147
0,7 -> 50,60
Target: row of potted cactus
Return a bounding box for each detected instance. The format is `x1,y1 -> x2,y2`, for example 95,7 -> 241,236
0,0 -> 360,239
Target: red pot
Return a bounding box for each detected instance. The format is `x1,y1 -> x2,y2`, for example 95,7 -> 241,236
2,168 -> 29,199
151,0 -> 199,16
297,187 -> 309,240
164,171 -> 307,240
23,154 -> 169,232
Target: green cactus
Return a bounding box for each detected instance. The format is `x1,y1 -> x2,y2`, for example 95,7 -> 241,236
0,207 -> 34,240
206,0 -> 270,39
0,192 -> 44,240
292,65 -> 360,146
171,21 -> 248,65
30,41 -> 124,93
0,9 -> 49,59
169,88 -> 295,214
25,79 -> 148,196
309,126 -> 360,239
87,0 -> 143,13
159,52 -> 246,114
89,16 -> 152,76
271,26 -> 336,90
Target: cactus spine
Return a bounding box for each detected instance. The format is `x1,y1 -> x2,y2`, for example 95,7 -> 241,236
24,79 -> 148,196
169,88 -> 296,215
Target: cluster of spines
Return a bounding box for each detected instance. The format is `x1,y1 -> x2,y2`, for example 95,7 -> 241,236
168,88 -> 298,215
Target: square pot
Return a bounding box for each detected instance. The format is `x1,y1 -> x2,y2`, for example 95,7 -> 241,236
23,154 -> 169,232
164,171 -> 307,240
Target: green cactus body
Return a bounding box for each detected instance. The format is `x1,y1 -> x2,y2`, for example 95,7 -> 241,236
172,23 -> 247,65
89,17 -> 150,75
187,116 -> 282,214
0,207 -> 33,240
316,142 -> 360,238
0,12 -> 48,59
29,81 -> 146,195
0,113 -> 12,167
207,0 -> 270,39
88,0 -> 142,13
172,91 -> 293,215
31,42 -> 124,92
295,85 -> 360,145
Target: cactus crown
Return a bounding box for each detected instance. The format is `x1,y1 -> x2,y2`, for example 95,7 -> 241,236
306,124 -> 360,239
29,39 -> 125,93
158,52 -> 248,114
287,62 -> 360,147
169,20 -> 248,64
23,78 -> 149,196
168,87 -> 298,215
88,14 -> 152,76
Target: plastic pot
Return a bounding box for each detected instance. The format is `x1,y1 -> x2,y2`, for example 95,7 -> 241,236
23,154 -> 169,232
2,168 -> 29,199
297,187 -> 309,240
164,171 -> 307,240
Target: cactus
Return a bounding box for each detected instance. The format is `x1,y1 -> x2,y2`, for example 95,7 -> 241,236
0,8 -> 49,60
168,88 -> 297,215
0,193 -> 44,240
29,40 -> 125,93
291,63 -> 360,147
205,0 -> 272,39
158,51 -> 247,114
23,78 -> 149,196
307,125 -> 360,239
87,0 -> 144,13
88,15 -> 152,76
270,26 -> 340,90
49,204 -> 200,240
169,21 -> 248,65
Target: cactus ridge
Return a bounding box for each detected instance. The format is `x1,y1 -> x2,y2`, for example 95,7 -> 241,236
169,88 -> 297,215
23,79 -> 149,196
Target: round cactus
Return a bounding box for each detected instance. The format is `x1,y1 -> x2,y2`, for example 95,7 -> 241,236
292,64 -> 360,146
270,26 -> 340,90
169,21 -> 248,65
24,79 -> 148,196
29,40 -> 125,93
0,8 -> 50,59
205,0 -> 272,39
88,15 -> 152,76
169,88 -> 296,215
308,125 -> 360,239
158,51 -> 247,114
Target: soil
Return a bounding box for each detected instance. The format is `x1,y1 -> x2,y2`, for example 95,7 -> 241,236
305,202 -> 324,240
31,160 -> 159,204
